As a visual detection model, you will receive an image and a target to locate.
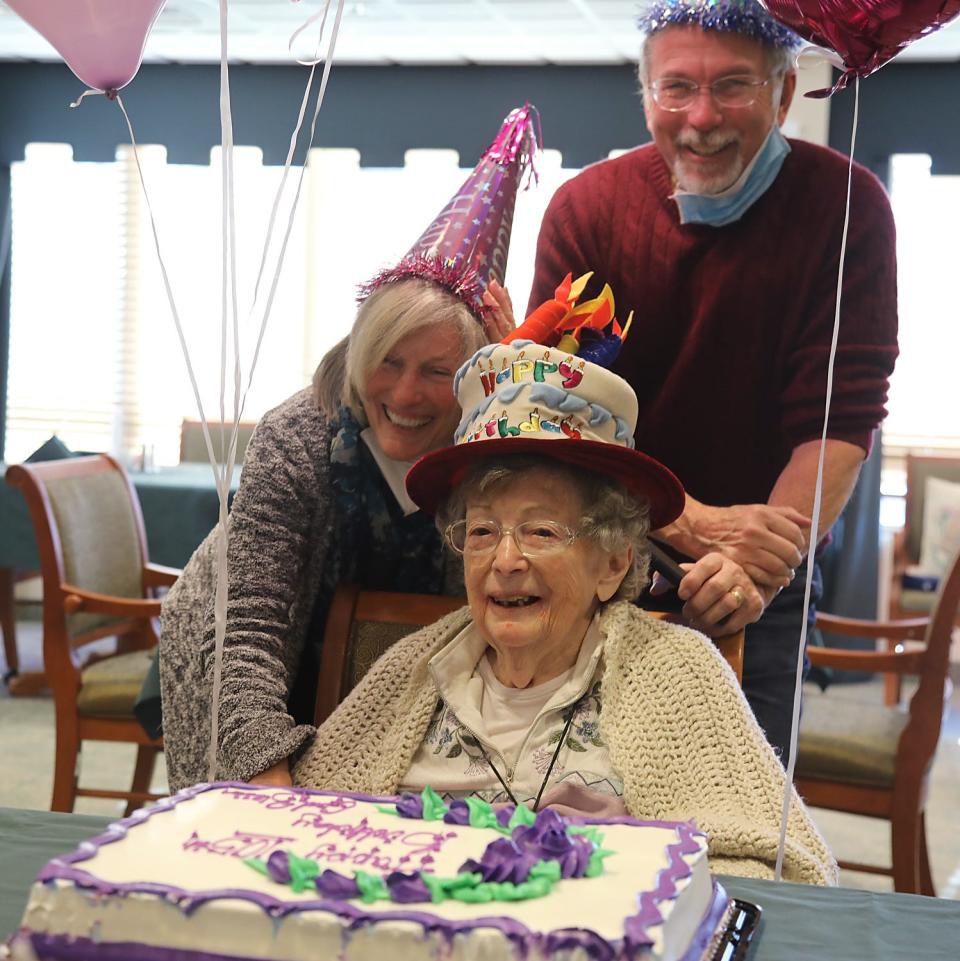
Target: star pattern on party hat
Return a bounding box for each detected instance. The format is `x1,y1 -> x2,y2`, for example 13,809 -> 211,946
360,104 -> 540,320
637,0 -> 802,49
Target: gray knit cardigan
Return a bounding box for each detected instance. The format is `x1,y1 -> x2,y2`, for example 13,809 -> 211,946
160,388 -> 339,791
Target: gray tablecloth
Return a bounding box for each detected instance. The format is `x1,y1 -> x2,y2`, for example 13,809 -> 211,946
2,806 -> 958,958
0,463 -> 239,570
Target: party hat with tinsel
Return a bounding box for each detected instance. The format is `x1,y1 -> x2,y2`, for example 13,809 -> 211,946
360,104 -> 540,319
637,0 -> 802,48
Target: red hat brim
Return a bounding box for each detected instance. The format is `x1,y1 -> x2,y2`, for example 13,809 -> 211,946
406,437 -> 685,530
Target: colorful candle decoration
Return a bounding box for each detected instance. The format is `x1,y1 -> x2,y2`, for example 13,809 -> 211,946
503,271 -> 593,346
578,311 -> 634,366
520,273 -> 635,369
554,332 -> 580,353
565,284 -> 615,337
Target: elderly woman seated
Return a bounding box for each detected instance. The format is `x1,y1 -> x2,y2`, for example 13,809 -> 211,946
293,332 -> 837,887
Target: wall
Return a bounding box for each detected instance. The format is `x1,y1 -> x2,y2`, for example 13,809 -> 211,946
828,60 -> 960,180
0,62 -> 652,168
0,58 -> 958,456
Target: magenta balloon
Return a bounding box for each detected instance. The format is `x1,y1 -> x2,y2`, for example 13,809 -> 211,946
6,0 -> 166,92
762,1 -> 960,93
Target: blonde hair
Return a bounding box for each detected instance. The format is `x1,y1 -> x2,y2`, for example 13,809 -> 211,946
313,279 -> 486,419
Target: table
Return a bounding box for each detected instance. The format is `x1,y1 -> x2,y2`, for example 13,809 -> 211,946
2,806 -> 958,959
0,463 -> 239,689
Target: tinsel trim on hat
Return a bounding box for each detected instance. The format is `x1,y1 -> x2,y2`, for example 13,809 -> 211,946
637,0 -> 802,49
357,254 -> 488,320
486,103 -> 542,187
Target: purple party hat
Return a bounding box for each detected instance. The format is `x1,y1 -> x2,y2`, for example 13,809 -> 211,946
360,104 -> 540,320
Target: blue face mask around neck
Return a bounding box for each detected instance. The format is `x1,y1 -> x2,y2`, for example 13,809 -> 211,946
672,125 -> 791,228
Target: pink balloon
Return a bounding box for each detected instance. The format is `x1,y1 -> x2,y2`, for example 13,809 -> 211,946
762,1 -> 960,95
6,0 -> 166,93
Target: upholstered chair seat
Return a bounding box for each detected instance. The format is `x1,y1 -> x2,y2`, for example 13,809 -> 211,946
77,649 -> 156,717
795,547 -> 959,895
797,697 -> 909,788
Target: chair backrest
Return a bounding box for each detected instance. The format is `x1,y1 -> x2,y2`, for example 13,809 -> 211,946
902,545 -> 960,767
6,455 -> 149,642
180,419 -> 258,464
316,586 -> 464,725
904,454 -> 960,563
315,585 -> 744,726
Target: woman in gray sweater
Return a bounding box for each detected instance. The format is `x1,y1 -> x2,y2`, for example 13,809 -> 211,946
159,276 -> 514,792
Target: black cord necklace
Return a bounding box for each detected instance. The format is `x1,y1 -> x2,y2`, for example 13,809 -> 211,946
477,700 -> 580,813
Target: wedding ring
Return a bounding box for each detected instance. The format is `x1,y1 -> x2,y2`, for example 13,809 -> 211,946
729,587 -> 745,609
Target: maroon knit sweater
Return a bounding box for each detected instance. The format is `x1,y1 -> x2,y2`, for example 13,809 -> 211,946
528,139 -> 899,507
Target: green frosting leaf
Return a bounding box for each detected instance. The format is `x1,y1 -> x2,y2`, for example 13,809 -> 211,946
355,870 -> 390,903
518,875 -> 554,899
568,825 -> 603,845
586,847 -> 615,878
243,857 -> 268,877
529,859 -> 562,883
450,884 -> 496,904
422,870 -> 483,904
444,872 -> 484,891
507,803 -> 538,830
421,871 -> 449,904
287,852 -> 320,893
464,796 -> 501,831
420,785 -> 449,821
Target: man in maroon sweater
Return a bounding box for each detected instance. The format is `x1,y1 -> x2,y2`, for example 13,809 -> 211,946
528,1 -> 899,763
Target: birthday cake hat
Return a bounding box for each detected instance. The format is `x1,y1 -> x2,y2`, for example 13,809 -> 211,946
637,0 -> 802,49
360,104 -> 540,319
407,274 -> 685,528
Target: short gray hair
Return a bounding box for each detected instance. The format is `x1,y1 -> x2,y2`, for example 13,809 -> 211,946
313,278 -> 486,418
436,457 -> 651,603
636,27 -> 795,89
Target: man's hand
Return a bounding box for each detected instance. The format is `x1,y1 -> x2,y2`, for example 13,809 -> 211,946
659,497 -> 810,590
481,279 -> 516,342
676,552 -> 765,636
248,759 -> 292,787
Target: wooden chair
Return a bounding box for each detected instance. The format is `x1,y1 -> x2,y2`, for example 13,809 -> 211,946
5,455 -> 179,814
885,454 -> 960,703
314,584 -> 745,726
1,568 -> 47,694
179,418 -> 258,464
794,546 -> 960,895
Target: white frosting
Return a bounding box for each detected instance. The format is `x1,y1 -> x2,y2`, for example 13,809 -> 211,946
453,341 -> 638,449
12,785 -> 724,961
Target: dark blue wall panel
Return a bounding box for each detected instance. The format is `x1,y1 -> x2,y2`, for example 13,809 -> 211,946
0,62 -> 650,168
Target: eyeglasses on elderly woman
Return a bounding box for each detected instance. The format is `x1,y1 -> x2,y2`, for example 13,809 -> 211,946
444,519 -> 581,558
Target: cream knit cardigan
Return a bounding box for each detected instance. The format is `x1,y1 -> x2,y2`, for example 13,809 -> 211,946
294,601 -> 838,886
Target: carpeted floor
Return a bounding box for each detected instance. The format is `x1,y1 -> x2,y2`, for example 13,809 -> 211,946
2,618 -> 958,897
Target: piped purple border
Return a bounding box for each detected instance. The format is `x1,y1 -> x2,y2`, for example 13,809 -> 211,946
30,782 -> 718,960
678,882 -> 732,961
623,821 -> 706,957
17,890 -> 731,961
